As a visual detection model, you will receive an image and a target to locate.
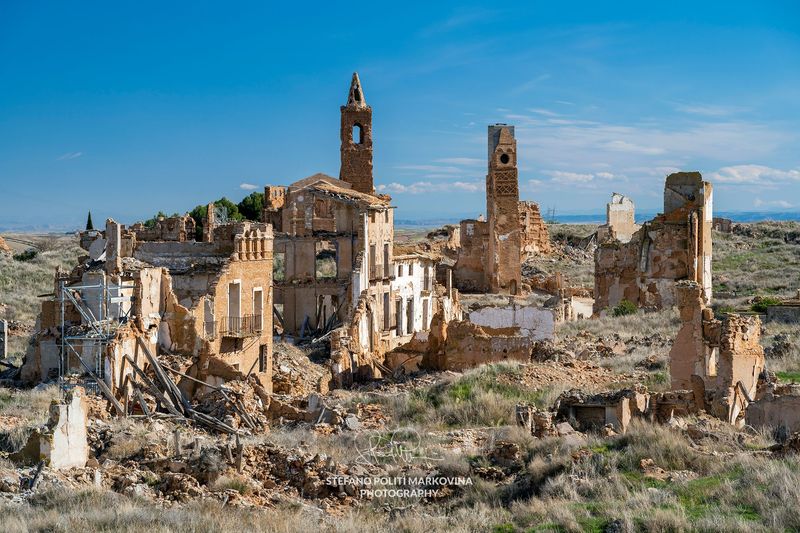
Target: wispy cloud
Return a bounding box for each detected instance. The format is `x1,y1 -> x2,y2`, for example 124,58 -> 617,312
674,102 -> 747,117
239,182 -> 259,190
528,108 -> 559,117
544,170 -> 618,185
603,140 -> 665,155
378,180 -> 482,195
709,165 -> 800,185
420,8 -> 499,36
57,151 -> 83,160
511,74 -> 552,94
395,164 -> 461,174
434,157 -> 484,166
754,198 -> 794,209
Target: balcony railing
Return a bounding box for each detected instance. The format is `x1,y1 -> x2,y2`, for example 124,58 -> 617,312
204,314 -> 263,338
369,263 -> 393,281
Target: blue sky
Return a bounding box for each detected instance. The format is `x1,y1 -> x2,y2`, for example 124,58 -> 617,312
1,1 -> 799,229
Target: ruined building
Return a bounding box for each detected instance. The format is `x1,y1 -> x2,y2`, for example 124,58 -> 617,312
339,72 -> 374,195
597,193 -> 639,244
594,172 -> 712,314
450,125 -> 550,294
262,74 -> 460,384
669,280 -> 765,423
23,215 -> 274,397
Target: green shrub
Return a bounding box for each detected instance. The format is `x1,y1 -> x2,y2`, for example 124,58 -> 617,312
612,299 -> 637,317
13,249 -> 38,262
751,296 -> 782,313
714,305 -> 736,319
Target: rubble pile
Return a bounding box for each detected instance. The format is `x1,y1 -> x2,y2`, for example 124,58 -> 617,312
272,343 -> 330,396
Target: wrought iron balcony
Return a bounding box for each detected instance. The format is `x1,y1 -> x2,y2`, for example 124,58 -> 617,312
204,314 -> 263,338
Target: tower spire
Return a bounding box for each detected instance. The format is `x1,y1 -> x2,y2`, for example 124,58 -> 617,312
340,72 -> 374,194
346,72 -> 367,108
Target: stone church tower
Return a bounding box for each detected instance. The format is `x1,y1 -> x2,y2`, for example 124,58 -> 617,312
486,124 -> 522,294
339,72 -> 374,194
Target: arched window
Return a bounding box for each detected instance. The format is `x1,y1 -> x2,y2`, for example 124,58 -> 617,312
352,123 -> 364,145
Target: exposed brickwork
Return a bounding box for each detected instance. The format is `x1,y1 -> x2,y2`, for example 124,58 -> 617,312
339,73 -> 374,195
486,125 -> 522,295
594,172 -> 713,314
519,201 -> 552,257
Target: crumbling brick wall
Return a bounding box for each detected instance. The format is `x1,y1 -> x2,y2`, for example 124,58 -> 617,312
422,318 -> 531,371
452,219 -> 489,292
519,201 -> 552,257
129,214 -> 196,242
669,280 -> 764,423
594,172 -> 712,314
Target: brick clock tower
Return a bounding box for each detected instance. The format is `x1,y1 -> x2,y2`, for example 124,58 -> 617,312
339,72 -> 374,194
486,124 -> 522,294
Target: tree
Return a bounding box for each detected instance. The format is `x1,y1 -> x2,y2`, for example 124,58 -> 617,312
143,211 -> 168,228
189,204 -> 207,241
214,197 -> 244,222
86,211 -> 94,230
237,192 -> 264,221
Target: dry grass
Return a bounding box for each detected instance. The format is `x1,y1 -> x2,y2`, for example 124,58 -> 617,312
0,385 -> 59,423
558,307 -> 680,339
713,223 -> 800,301
0,385 -> 61,452
0,233 -> 82,360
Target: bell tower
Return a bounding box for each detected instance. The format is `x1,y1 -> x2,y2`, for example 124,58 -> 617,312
339,72 -> 374,194
486,124 -> 521,294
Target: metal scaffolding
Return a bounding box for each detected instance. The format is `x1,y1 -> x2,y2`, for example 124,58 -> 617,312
58,276 -> 135,393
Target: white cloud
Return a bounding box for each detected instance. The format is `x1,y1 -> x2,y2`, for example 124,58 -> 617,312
754,198 -> 794,209
528,108 -> 559,117
524,179 -> 544,192
511,74 -> 552,94
603,140 -> 665,155
674,103 -> 747,117
545,170 -> 595,184
434,157 -> 484,166
239,182 -> 259,190
57,151 -> 83,160
395,164 -> 461,174
378,180 -> 482,195
709,165 -> 800,185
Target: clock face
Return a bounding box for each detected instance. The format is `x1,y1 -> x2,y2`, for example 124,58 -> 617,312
500,153 -> 510,165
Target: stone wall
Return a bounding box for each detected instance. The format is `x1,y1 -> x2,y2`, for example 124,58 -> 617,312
467,301 -> 555,341
519,201 -> 552,257
422,319 -> 532,371
594,172 -> 712,314
668,280 -> 764,424
597,193 -> 639,243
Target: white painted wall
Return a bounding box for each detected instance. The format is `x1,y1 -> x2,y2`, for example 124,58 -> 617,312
391,258 -> 434,337
468,303 -> 555,340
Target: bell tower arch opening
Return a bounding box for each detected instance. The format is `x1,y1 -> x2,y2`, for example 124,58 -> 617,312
339,72 -> 374,194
